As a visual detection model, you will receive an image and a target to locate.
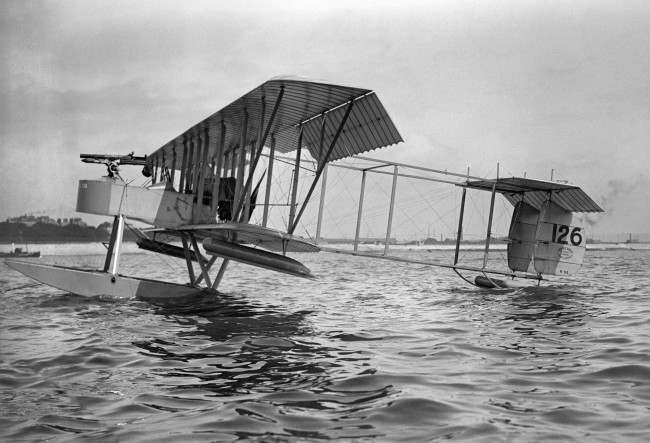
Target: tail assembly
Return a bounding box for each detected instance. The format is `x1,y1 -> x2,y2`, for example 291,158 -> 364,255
507,199 -> 587,276
532,200 -> 586,276
462,176 -> 603,279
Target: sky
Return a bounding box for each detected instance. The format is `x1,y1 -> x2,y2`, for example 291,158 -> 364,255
1,0 -> 649,238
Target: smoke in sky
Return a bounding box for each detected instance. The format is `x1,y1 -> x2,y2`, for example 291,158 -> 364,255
583,174 -> 648,231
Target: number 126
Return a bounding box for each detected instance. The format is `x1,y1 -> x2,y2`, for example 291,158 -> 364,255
551,224 -> 583,246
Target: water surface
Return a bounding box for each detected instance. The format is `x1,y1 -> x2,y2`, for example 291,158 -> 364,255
1,248 -> 649,441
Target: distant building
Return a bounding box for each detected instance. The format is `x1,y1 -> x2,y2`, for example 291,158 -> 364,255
37,216 -> 56,224
68,217 -> 87,226
5,214 -> 86,227
6,214 -> 58,227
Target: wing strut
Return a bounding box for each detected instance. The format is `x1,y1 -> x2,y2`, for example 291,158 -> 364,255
315,163 -> 328,244
192,127 -> 210,223
353,170 -> 367,252
234,86 -> 285,222
383,165 -> 399,256
289,98 -> 356,234
454,187 -> 467,265
262,135 -> 276,227
482,163 -> 499,269
211,120 -> 226,215
232,111 -> 249,219
287,126 -> 303,228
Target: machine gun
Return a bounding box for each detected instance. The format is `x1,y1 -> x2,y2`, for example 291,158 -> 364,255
80,152 -> 149,179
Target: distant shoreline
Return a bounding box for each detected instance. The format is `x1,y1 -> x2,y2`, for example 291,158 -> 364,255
0,220 -> 137,243
1,240 -> 137,245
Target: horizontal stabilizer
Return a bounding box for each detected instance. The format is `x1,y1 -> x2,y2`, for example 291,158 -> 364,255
463,177 -> 603,213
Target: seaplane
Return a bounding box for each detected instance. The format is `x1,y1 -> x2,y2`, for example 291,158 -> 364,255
5,77 -> 603,298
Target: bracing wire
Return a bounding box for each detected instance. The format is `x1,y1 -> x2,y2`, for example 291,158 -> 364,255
405,180 -> 456,234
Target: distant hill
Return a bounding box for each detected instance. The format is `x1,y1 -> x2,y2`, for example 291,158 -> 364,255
0,219 -> 139,243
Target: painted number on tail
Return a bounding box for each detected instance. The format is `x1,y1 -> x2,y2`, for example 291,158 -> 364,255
551,224 -> 583,246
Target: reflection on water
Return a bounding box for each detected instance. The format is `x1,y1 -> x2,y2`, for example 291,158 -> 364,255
1,249 -> 649,441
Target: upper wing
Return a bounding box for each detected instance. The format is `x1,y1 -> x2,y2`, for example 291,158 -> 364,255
147,76 -> 403,170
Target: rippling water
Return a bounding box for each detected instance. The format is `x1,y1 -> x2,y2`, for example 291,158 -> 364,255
1,248 -> 649,441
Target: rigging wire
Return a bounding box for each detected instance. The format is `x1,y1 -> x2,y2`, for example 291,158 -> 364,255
265,154 -> 316,173
493,197 -> 514,270
405,180 -> 456,235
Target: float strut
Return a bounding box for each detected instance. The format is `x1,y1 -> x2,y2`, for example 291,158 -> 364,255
212,259 -> 229,290
108,214 -> 125,276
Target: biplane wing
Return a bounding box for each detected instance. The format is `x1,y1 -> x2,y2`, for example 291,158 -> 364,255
76,77 -> 403,227
128,77 -> 402,286
149,75 -> 402,172
7,77 -> 404,298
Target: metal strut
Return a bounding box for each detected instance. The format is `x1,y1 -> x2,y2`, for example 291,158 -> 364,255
103,215 -> 120,272
482,163 -> 499,269
454,188 -> 467,266
103,214 -> 125,276
234,86 -> 285,222
288,127 -> 303,229
212,260 -> 229,290
315,163 -> 328,244
189,234 -> 212,287
180,234 -> 197,285
384,165 -> 398,256
353,170 -> 367,252
193,255 -> 218,286
289,98 -> 355,234
262,136 -> 276,227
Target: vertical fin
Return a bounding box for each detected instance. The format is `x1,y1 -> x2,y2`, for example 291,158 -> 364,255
533,200 -> 586,276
